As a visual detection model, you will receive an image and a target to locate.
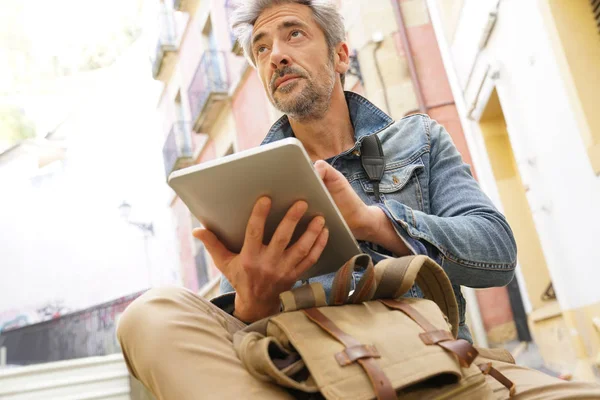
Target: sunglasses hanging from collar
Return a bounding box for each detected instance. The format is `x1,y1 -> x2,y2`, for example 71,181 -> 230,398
360,134 -> 385,202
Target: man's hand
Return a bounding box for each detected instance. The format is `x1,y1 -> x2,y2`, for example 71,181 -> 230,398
193,197 -> 329,323
313,160 -> 379,241
314,160 -> 410,256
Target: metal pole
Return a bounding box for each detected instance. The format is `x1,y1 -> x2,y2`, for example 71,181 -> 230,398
390,0 -> 428,113
1,346 -> 6,367
144,234 -> 152,288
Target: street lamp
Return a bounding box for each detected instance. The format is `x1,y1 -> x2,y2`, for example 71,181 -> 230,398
118,201 -> 154,288
118,201 -> 154,236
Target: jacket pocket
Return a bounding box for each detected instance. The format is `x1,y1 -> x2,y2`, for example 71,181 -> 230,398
359,158 -> 425,211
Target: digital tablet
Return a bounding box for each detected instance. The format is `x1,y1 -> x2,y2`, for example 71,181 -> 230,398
168,137 -> 361,280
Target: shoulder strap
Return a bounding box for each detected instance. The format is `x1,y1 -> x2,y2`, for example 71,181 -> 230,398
360,134 -> 385,200
329,254 -> 375,305
280,254 -> 459,338
372,255 -> 459,338
280,282 -> 328,312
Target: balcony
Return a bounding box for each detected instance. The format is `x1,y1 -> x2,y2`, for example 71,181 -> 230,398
162,121 -> 195,179
188,50 -> 231,133
150,9 -> 189,80
225,0 -> 245,56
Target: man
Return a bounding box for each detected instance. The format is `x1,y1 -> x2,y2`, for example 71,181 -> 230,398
117,1 -> 600,399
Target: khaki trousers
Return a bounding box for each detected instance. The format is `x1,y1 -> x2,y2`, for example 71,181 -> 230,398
117,287 -> 600,400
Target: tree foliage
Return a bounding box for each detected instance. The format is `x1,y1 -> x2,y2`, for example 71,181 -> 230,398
0,105 -> 36,144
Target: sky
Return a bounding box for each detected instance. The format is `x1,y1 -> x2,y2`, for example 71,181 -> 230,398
0,0 -> 180,321
0,0 -> 152,151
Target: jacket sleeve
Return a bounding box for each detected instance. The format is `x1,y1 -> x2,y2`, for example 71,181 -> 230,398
381,117 -> 517,288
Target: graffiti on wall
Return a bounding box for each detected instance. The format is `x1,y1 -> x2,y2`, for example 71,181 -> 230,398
0,291 -> 145,365
0,310 -> 38,332
0,300 -> 71,333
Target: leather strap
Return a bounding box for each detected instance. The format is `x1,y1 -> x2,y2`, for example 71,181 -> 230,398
379,299 -> 477,367
348,266 -> 376,304
419,330 -> 454,345
379,299 -> 438,331
437,340 -> 478,368
479,362 -> 516,397
329,254 -> 374,305
335,344 -> 380,366
303,308 -> 396,400
373,256 -> 459,338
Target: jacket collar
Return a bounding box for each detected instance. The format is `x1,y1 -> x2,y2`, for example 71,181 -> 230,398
261,91 -> 394,146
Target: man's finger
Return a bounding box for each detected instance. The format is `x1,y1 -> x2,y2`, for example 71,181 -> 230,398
193,228 -> 234,271
242,197 -> 271,258
284,214 -> 325,267
293,228 -> 329,280
265,200 -> 309,260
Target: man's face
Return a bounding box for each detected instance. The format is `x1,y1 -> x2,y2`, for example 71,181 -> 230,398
251,3 -> 338,120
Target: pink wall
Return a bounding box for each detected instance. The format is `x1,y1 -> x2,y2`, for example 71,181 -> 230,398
232,71 -> 273,151
157,91 -> 175,139
179,18 -> 204,97
173,198 -> 199,292
196,140 -> 222,279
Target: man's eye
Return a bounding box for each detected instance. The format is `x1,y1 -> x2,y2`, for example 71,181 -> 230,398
290,30 -> 302,38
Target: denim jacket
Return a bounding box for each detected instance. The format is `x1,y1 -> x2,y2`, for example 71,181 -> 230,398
216,92 -> 517,342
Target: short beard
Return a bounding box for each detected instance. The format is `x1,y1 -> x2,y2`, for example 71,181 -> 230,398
270,61 -> 336,121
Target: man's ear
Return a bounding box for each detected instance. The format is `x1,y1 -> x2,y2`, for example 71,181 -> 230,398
334,42 -> 350,75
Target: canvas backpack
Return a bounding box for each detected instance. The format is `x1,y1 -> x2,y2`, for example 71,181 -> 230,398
233,254 -> 516,399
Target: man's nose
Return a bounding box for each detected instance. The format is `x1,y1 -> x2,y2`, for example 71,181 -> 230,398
269,42 -> 291,69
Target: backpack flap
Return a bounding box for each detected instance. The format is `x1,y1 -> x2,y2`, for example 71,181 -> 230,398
268,298 -> 463,400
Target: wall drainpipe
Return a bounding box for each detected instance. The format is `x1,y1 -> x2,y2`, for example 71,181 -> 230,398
391,0 -> 428,114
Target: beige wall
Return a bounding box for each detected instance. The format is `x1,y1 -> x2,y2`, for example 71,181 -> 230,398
435,0 -> 465,44
343,0 -> 425,119
542,0 -> 600,174
479,90 -> 551,312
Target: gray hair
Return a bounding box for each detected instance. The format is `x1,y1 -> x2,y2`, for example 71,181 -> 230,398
230,0 -> 346,86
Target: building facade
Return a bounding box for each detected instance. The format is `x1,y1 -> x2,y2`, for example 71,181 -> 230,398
151,0 -> 279,297
427,0 -> 600,380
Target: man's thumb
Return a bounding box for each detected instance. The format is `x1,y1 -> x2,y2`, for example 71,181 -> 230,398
192,228 -> 232,269
314,160 -> 328,180
314,160 -> 345,188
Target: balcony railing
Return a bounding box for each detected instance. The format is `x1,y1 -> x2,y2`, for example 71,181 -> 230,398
150,9 -> 189,79
188,50 -> 231,133
224,0 -> 244,56
162,121 -> 195,179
